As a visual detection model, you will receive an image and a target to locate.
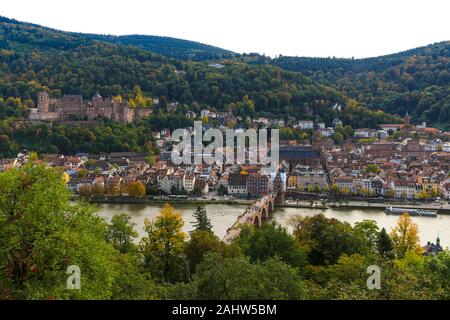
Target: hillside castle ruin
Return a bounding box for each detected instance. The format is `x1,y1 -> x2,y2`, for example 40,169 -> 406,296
28,92 -> 152,123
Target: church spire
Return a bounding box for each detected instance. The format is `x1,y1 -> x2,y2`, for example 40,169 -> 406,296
403,111 -> 412,138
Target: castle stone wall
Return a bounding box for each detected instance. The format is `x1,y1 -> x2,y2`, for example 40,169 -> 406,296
29,92 -> 142,123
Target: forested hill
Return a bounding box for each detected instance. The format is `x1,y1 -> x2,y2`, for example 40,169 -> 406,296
81,34 -> 236,61
245,42 -> 450,129
0,15 -> 397,129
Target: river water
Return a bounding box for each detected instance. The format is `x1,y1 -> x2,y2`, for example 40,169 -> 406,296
95,203 -> 450,247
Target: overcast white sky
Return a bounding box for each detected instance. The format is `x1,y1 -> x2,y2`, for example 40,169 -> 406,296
1,0 -> 449,58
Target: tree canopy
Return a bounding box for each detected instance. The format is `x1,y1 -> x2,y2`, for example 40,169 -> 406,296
1,139 -> 449,301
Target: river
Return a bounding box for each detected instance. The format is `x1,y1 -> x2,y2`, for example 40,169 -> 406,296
95,203 -> 450,247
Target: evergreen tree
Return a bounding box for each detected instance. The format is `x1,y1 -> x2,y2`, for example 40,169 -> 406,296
191,206 -> 212,234
377,227 -> 394,258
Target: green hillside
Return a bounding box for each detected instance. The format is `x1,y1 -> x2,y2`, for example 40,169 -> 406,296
0,16 -> 395,123
0,16 -> 399,157
246,42 -> 450,129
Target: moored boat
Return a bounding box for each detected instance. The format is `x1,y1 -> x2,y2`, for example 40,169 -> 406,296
385,206 -> 437,217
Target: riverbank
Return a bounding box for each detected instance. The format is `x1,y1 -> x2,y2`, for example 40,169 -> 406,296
280,200 -> 450,214
79,195 -> 450,214
78,195 -> 240,205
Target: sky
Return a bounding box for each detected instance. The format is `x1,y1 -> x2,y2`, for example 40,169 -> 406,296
1,0 -> 449,58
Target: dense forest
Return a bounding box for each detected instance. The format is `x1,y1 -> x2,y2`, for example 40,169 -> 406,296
82,34 -> 236,61
1,163 -> 449,299
246,42 -> 450,129
0,15 -> 346,114
0,16 -> 399,157
79,26 -> 449,129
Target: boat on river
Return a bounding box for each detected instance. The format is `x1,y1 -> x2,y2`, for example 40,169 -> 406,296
385,206 -> 437,217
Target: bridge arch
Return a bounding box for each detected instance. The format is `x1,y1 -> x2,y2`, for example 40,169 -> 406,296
261,206 -> 269,220
268,199 -> 275,212
253,214 -> 262,227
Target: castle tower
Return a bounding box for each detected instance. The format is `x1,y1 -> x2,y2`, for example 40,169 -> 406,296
38,91 -> 49,113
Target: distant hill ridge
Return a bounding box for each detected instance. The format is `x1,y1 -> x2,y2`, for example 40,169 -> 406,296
0,15 -> 235,61
81,34 -> 236,61
243,41 -> 450,129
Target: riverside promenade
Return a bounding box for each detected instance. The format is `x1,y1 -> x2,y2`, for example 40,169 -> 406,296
281,199 -> 450,214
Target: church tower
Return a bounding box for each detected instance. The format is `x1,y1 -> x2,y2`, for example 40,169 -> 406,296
403,112 -> 412,138
312,131 -> 322,152
312,115 -> 322,152
38,91 -> 49,113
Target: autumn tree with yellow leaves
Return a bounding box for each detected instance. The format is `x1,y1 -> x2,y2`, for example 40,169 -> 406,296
140,204 -> 187,282
126,181 -> 146,198
390,214 -> 422,258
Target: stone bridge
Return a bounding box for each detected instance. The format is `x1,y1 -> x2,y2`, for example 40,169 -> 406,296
223,192 -> 279,244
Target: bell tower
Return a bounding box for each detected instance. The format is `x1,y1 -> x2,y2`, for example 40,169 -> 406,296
312,115 -> 322,152
403,112 -> 412,138
312,131 -> 322,151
